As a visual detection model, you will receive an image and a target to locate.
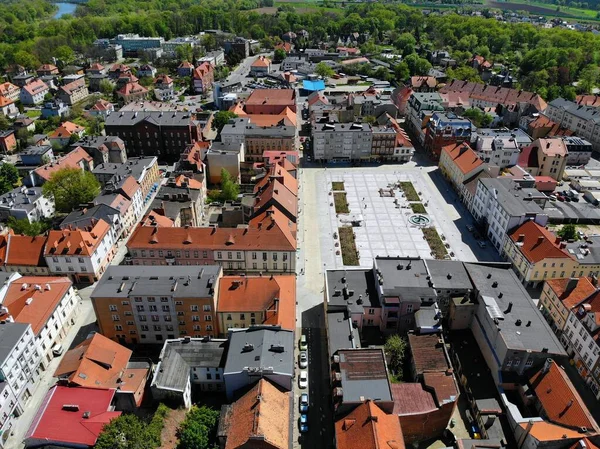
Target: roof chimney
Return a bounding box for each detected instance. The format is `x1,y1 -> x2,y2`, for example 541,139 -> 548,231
505,302 -> 513,314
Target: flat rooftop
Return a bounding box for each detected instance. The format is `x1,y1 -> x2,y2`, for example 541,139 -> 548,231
336,348 -> 392,403
326,268 -> 379,314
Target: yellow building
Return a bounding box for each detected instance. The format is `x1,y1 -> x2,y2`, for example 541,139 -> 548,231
539,277 -> 596,333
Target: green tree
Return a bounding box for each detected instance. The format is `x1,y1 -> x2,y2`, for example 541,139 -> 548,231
0,164 -> 19,186
274,48 -> 287,62
7,217 -> 51,236
403,54 -> 432,76
446,66 -> 481,82
176,44 -> 193,63
95,414 -> 152,449
558,223 -> 578,241
54,45 -> 75,65
578,65 -> 600,94
213,111 -> 238,133
220,168 -> 239,201
42,168 -> 100,213
177,406 -> 219,449
384,334 -> 407,380
394,62 -> 410,82
315,62 -> 335,78
99,79 -> 115,97
463,108 -> 493,127
0,115 -> 11,131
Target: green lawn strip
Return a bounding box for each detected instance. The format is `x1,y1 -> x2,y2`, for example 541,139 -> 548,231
334,192 -> 350,213
422,227 -> 448,260
339,226 -> 359,266
410,203 -> 427,214
399,182 -> 420,202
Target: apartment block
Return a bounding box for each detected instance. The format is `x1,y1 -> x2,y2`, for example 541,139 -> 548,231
312,122 -> 373,162
91,265 -> 222,344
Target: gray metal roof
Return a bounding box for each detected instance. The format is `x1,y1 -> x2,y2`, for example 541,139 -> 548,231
374,257 -> 435,300
337,348 -> 392,403
105,110 -> 194,127
479,178 -> 545,217
0,186 -> 44,213
326,268 -> 379,314
224,327 -> 293,377
0,322 -> 30,365
326,311 -> 360,358
565,236 -> 600,265
425,260 -> 472,291
549,98 -> 600,123
464,263 -> 564,355
91,265 -> 221,299
61,204 -> 120,228
153,338 -> 227,391
21,145 -> 52,156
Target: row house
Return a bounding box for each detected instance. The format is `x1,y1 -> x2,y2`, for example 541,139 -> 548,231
0,186 -> 55,224
0,97 -> 17,117
0,321 -> 41,448
505,221 -> 600,287
545,98 -> 600,151
312,122 -> 373,162
517,137 -> 568,182
48,121 -> 86,149
104,110 -> 203,161
405,92 -> 445,146
56,78 -> 89,106
74,135 -> 127,166
44,218 -> 116,283
563,291 -> 600,398
0,276 -> 78,370
192,62 -> 214,95
438,142 -> 484,201
371,124 -> 414,163
91,265 -> 222,344
116,82 -> 149,104
473,129 -> 528,168
424,112 -> 472,161
61,204 -> 123,247
0,234 -> 49,276
93,156 -> 159,202
126,220 -> 297,274
216,274 -> 296,336
471,178 -> 549,253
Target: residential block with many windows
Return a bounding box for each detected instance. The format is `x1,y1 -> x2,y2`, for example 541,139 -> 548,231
91,265 -> 222,344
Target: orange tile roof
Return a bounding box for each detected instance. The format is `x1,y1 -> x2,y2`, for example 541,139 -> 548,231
441,143 -> 483,175
90,99 -> 113,111
5,234 -> 47,267
45,219 -> 110,257
22,79 -> 48,96
178,61 -> 193,69
0,277 -> 73,335
118,82 -> 148,96
248,207 -> 296,247
411,76 -> 437,89
54,333 -> 138,389
522,421 -> 584,441
576,95 -> 600,108
533,138 -> 568,157
193,62 -> 213,79
141,212 -> 174,227
0,82 -> 18,97
254,179 -> 297,220
246,108 -> 297,127
254,164 -> 298,196
335,400 -> 405,449
88,63 -> 105,71
49,121 -> 85,139
0,234 -> 8,264
509,221 -> 573,264
37,64 -> 58,73
546,278 -> 596,310
224,379 -> 290,449
154,74 -> 173,85
173,174 -> 203,190
0,96 -> 14,107
252,56 -> 271,67
275,42 -> 292,52
127,218 -> 296,252
245,89 -> 295,107
218,275 -> 295,330
118,176 -> 140,200
530,359 -> 598,432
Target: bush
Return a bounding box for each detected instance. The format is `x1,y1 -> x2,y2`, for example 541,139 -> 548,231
177,406 -> 219,449
422,227 -> 448,259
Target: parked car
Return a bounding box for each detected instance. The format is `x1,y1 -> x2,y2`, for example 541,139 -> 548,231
299,393 -> 309,413
299,371 -> 308,389
477,241 -> 486,248
557,194 -> 565,201
299,334 -> 308,351
299,351 -> 308,369
300,416 -> 309,433
52,344 -> 63,357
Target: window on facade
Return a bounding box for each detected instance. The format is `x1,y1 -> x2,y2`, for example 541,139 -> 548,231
109,305 -> 117,311
112,315 -> 120,321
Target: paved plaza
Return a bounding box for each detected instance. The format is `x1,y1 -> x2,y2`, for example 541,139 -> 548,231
314,166 -> 480,269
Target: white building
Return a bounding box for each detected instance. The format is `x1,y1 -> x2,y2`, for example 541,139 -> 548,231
0,186 -> 55,224
44,219 -> 116,284
471,178 -> 549,253
19,80 -> 49,106
474,129 -> 529,168
312,122 -> 373,162
0,320 -> 42,448
545,98 -> 600,151
563,292 -> 600,397
0,276 -> 78,370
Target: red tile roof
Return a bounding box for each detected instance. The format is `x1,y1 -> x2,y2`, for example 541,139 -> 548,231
439,80 -> 546,111
423,371 -> 458,405
254,164 -> 298,196
178,61 -> 194,69
117,82 -> 148,96
546,278 -> 596,311
5,234 -> 47,267
576,95 -> 600,108
49,121 -> 85,139
0,82 -> 18,97
530,359 -> 598,432
441,143 -> 483,175
252,56 -> 271,67
254,179 -> 298,219
193,62 -> 213,79
54,333 -> 139,389
22,79 -> 48,97
217,275 -> 295,330
224,379 -> 290,449
25,385 -> 121,447
60,78 -> 86,95
410,76 -> 437,89
0,96 -> 14,107
245,89 -> 295,107
37,64 -> 58,73
508,221 -> 573,264
45,219 -> 110,257
408,334 -> 449,375
0,277 -> 73,334
90,99 -> 113,112
392,383 -> 437,415
141,212 -> 174,227
248,207 -> 296,246
335,400 -> 405,449
127,217 -> 297,252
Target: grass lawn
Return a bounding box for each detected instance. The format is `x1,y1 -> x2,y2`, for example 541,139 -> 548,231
422,227 -> 448,260
399,182 -> 420,202
339,227 -> 359,266
25,110 -> 41,118
334,192 -> 350,214
410,203 -> 427,214
332,181 -> 345,191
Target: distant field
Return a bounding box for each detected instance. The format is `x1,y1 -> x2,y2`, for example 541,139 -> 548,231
485,0 -> 600,20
